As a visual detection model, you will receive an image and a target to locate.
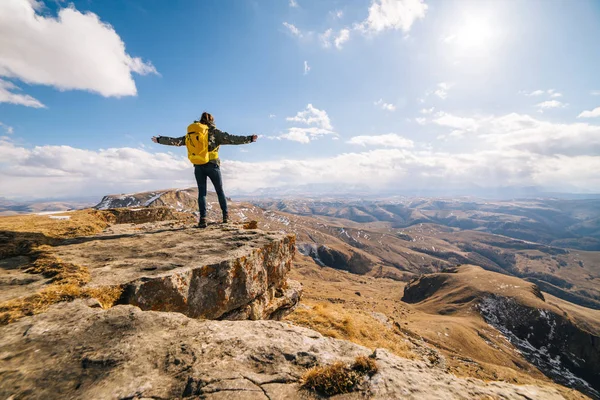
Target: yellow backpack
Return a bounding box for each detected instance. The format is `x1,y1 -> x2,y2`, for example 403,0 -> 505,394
185,122 -> 219,165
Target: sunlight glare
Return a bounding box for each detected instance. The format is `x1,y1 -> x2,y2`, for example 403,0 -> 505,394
455,17 -> 493,49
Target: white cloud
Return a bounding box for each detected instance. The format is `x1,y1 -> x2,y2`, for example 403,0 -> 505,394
420,107 -> 434,114
283,22 -> 302,37
280,129 -> 310,144
433,112 -> 478,132
269,114 -> 276,119
431,111 -> 600,155
0,121 -> 14,134
442,34 -> 456,43
320,28 -> 349,49
3,125 -> 600,198
286,104 -> 333,130
536,100 -> 567,112
0,79 -> 45,108
334,29 -> 350,49
577,107 -> 600,118
522,89 -> 562,98
357,0 -> 428,34
479,113 -> 600,156
303,61 -> 311,75
279,127 -> 334,144
415,117 -> 427,125
348,133 -> 414,148
331,10 -> 344,19
591,90 -> 600,96
289,0 -> 299,7
374,99 -> 396,111
222,150 -> 600,194
280,104 -> 334,143
0,0 -> 157,100
0,137 -> 192,198
319,29 -> 333,48
434,82 -> 452,99
523,90 -> 546,96
318,0 -> 427,50
418,83 -> 452,103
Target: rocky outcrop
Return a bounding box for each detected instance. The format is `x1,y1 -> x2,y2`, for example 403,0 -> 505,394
63,224 -> 301,320
2,221 -> 302,322
0,300 -> 569,400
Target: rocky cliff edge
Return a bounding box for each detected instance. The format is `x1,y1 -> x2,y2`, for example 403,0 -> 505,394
1,219 -> 301,322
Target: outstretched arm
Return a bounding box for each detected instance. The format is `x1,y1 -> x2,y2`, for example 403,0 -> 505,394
213,128 -> 257,145
151,135 -> 186,146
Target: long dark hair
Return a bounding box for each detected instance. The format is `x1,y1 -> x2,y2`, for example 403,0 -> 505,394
200,112 -> 214,125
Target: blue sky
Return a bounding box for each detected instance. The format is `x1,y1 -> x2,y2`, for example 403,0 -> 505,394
1,0 -> 600,199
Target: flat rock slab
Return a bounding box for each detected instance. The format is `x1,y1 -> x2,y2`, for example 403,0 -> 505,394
0,223 -> 300,321
54,224 -> 300,320
0,301 -> 568,400
55,224 -> 289,288
0,255 -> 45,302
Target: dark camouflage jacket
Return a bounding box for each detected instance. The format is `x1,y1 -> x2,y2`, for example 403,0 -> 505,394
157,123 -> 252,166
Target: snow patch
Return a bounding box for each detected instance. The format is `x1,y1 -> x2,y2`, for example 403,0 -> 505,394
478,296 -> 598,397
143,193 -> 163,207
49,216 -> 70,220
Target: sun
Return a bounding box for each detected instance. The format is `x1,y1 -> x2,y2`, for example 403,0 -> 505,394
454,17 -> 494,49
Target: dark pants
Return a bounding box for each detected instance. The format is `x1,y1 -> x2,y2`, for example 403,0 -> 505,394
194,163 -> 227,218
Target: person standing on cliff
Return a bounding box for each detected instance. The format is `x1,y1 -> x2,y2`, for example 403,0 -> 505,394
152,112 -> 257,228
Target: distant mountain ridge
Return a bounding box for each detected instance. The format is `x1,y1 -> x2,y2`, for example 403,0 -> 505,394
254,197 -> 600,251
236,183 -> 600,200
0,198 -> 95,216
95,188 -> 202,211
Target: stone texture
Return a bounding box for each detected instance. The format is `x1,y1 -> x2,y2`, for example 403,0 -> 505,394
50,224 -> 301,320
0,301 -> 569,400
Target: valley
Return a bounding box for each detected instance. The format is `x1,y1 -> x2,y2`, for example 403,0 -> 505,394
1,188 -> 599,398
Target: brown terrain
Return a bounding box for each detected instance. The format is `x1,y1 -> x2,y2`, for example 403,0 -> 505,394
0,197 -> 95,216
0,187 -> 599,399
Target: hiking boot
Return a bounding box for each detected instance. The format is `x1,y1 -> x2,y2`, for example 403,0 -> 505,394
198,217 -> 207,228
222,213 -> 229,224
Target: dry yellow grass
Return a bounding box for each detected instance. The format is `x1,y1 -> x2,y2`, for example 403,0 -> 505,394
25,245 -> 90,285
302,361 -> 360,396
302,356 -> 378,396
285,301 -> 413,359
352,355 -> 378,375
0,229 -> 123,325
0,283 -> 123,325
0,209 -> 113,239
84,286 -> 124,309
0,284 -> 83,324
0,207 -> 192,325
0,209 -> 134,325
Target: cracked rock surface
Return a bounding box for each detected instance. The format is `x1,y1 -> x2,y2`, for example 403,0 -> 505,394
0,301 -> 568,400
